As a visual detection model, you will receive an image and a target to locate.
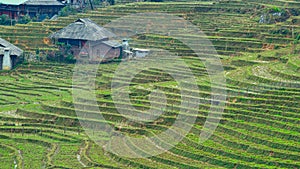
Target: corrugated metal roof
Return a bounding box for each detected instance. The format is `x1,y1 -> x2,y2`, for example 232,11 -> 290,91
102,40 -> 122,48
24,0 -> 64,6
0,0 -> 64,6
0,0 -> 27,5
0,38 -> 23,56
50,18 -> 116,41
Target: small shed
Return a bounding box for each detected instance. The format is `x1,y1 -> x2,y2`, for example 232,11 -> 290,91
0,38 -> 23,70
133,48 -> 150,58
50,18 -> 122,62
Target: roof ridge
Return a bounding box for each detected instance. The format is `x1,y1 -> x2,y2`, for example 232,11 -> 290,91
50,18 -> 116,41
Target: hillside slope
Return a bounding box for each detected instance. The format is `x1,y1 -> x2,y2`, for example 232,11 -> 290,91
0,1 -> 299,169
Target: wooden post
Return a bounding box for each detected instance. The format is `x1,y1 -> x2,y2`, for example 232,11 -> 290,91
292,26 -> 295,39
22,126 -> 24,136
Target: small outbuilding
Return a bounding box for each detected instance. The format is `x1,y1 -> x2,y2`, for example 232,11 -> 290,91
133,48 -> 150,58
50,18 -> 122,62
0,38 -> 23,70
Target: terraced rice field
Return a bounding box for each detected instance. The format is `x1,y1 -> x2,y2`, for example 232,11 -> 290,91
0,0 -> 299,168
0,0 -> 299,55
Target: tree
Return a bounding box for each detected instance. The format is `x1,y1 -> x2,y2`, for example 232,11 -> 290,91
88,0 -> 94,10
0,14 -> 12,25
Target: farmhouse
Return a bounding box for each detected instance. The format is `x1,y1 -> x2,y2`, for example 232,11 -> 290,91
0,0 -> 65,20
50,18 -> 122,62
0,38 -> 23,70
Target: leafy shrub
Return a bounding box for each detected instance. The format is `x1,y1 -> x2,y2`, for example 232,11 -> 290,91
271,6 -> 282,13
107,0 -> 115,5
18,15 -> 31,24
0,14 -> 14,25
65,54 -> 76,63
295,34 -> 300,44
58,6 -> 77,17
146,0 -> 164,2
48,42 -> 76,63
0,14 -> 32,25
269,27 -> 290,35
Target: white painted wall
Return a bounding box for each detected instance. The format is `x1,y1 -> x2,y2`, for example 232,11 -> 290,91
2,48 -> 12,70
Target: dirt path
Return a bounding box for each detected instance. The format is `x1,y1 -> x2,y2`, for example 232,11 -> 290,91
10,147 -> 23,169
77,147 -> 87,167
47,144 -> 60,167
